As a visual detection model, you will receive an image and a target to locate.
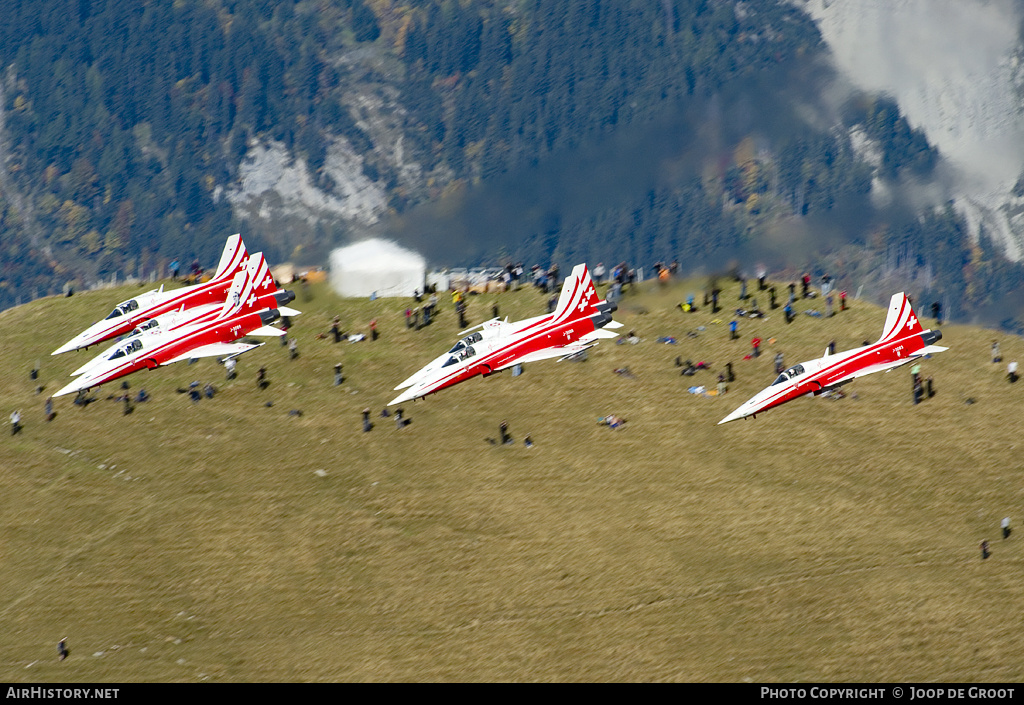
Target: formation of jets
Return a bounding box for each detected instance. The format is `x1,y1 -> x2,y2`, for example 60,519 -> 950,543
48,236 -> 947,425
389,263 -> 622,405
718,293 -> 946,424
52,236 -> 300,397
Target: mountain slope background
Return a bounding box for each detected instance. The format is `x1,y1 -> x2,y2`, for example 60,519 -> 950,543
1,1 -> 1024,326
2,278 -> 1024,681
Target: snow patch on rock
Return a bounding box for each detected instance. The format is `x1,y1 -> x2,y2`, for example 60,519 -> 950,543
802,0 -> 1024,257
227,138 -> 386,226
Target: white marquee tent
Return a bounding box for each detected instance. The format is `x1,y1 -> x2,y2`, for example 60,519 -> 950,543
329,239 -> 426,298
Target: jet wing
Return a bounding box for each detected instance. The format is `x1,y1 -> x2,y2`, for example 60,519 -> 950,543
164,342 -> 263,365
494,343 -> 595,370
832,357 -> 916,385
835,345 -> 949,386
247,325 -> 287,337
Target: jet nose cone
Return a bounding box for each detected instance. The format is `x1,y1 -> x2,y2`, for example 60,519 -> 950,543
718,410 -> 745,425
54,378 -> 87,398
52,339 -> 82,356
388,389 -> 415,406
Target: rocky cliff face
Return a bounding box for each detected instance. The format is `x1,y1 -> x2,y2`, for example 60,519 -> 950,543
221,49 -> 450,261
802,0 -> 1024,258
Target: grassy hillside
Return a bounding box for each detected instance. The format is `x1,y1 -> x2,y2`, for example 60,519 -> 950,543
1,276 -> 1023,682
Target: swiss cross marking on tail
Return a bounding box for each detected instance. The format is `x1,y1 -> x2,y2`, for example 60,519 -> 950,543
906,315 -> 917,330
577,286 -> 595,312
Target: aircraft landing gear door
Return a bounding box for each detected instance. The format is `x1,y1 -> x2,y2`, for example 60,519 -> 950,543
144,358 -> 159,370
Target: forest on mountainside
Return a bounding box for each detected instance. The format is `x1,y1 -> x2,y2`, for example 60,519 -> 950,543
0,0 -> 1021,325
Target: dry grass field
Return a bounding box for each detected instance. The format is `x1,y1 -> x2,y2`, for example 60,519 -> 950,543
1,275 -> 1023,682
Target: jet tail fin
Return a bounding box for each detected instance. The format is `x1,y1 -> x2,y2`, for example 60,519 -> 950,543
552,264 -> 598,321
218,252 -> 273,318
878,292 -> 926,343
211,234 -> 248,281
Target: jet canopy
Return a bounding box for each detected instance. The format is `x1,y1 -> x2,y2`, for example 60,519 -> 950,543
104,299 -> 140,320
447,331 -> 483,354
442,345 -> 476,367
108,338 -> 143,360
126,319 -> 160,338
772,363 -> 805,386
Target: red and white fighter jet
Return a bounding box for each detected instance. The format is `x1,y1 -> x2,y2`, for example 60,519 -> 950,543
51,234 -> 252,355
389,264 -> 622,405
718,293 -> 947,424
64,252 -> 297,381
52,256 -> 298,397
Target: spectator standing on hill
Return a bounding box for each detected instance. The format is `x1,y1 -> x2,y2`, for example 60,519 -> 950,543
10,409 -> 21,435
981,540 -> 990,559
784,302 -> 795,324
729,320 -> 739,340
931,302 -> 942,325
334,363 -> 344,386
802,273 -> 811,298
774,352 -> 785,375
1002,517 -> 1011,540
726,362 -> 735,383
594,262 -> 606,284
840,290 -> 847,311
332,317 -> 342,342
225,357 -> 237,380
769,287 -> 777,309
58,638 -> 68,661
717,373 -> 727,396
992,340 -> 1002,363
362,408 -> 373,433
1008,361 -> 1019,383
289,338 -> 299,360
500,420 -> 512,445
751,337 -> 762,357
370,318 -> 379,340
45,396 -> 55,422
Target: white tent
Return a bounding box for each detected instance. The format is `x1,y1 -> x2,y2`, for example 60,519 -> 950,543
329,239 -> 425,298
